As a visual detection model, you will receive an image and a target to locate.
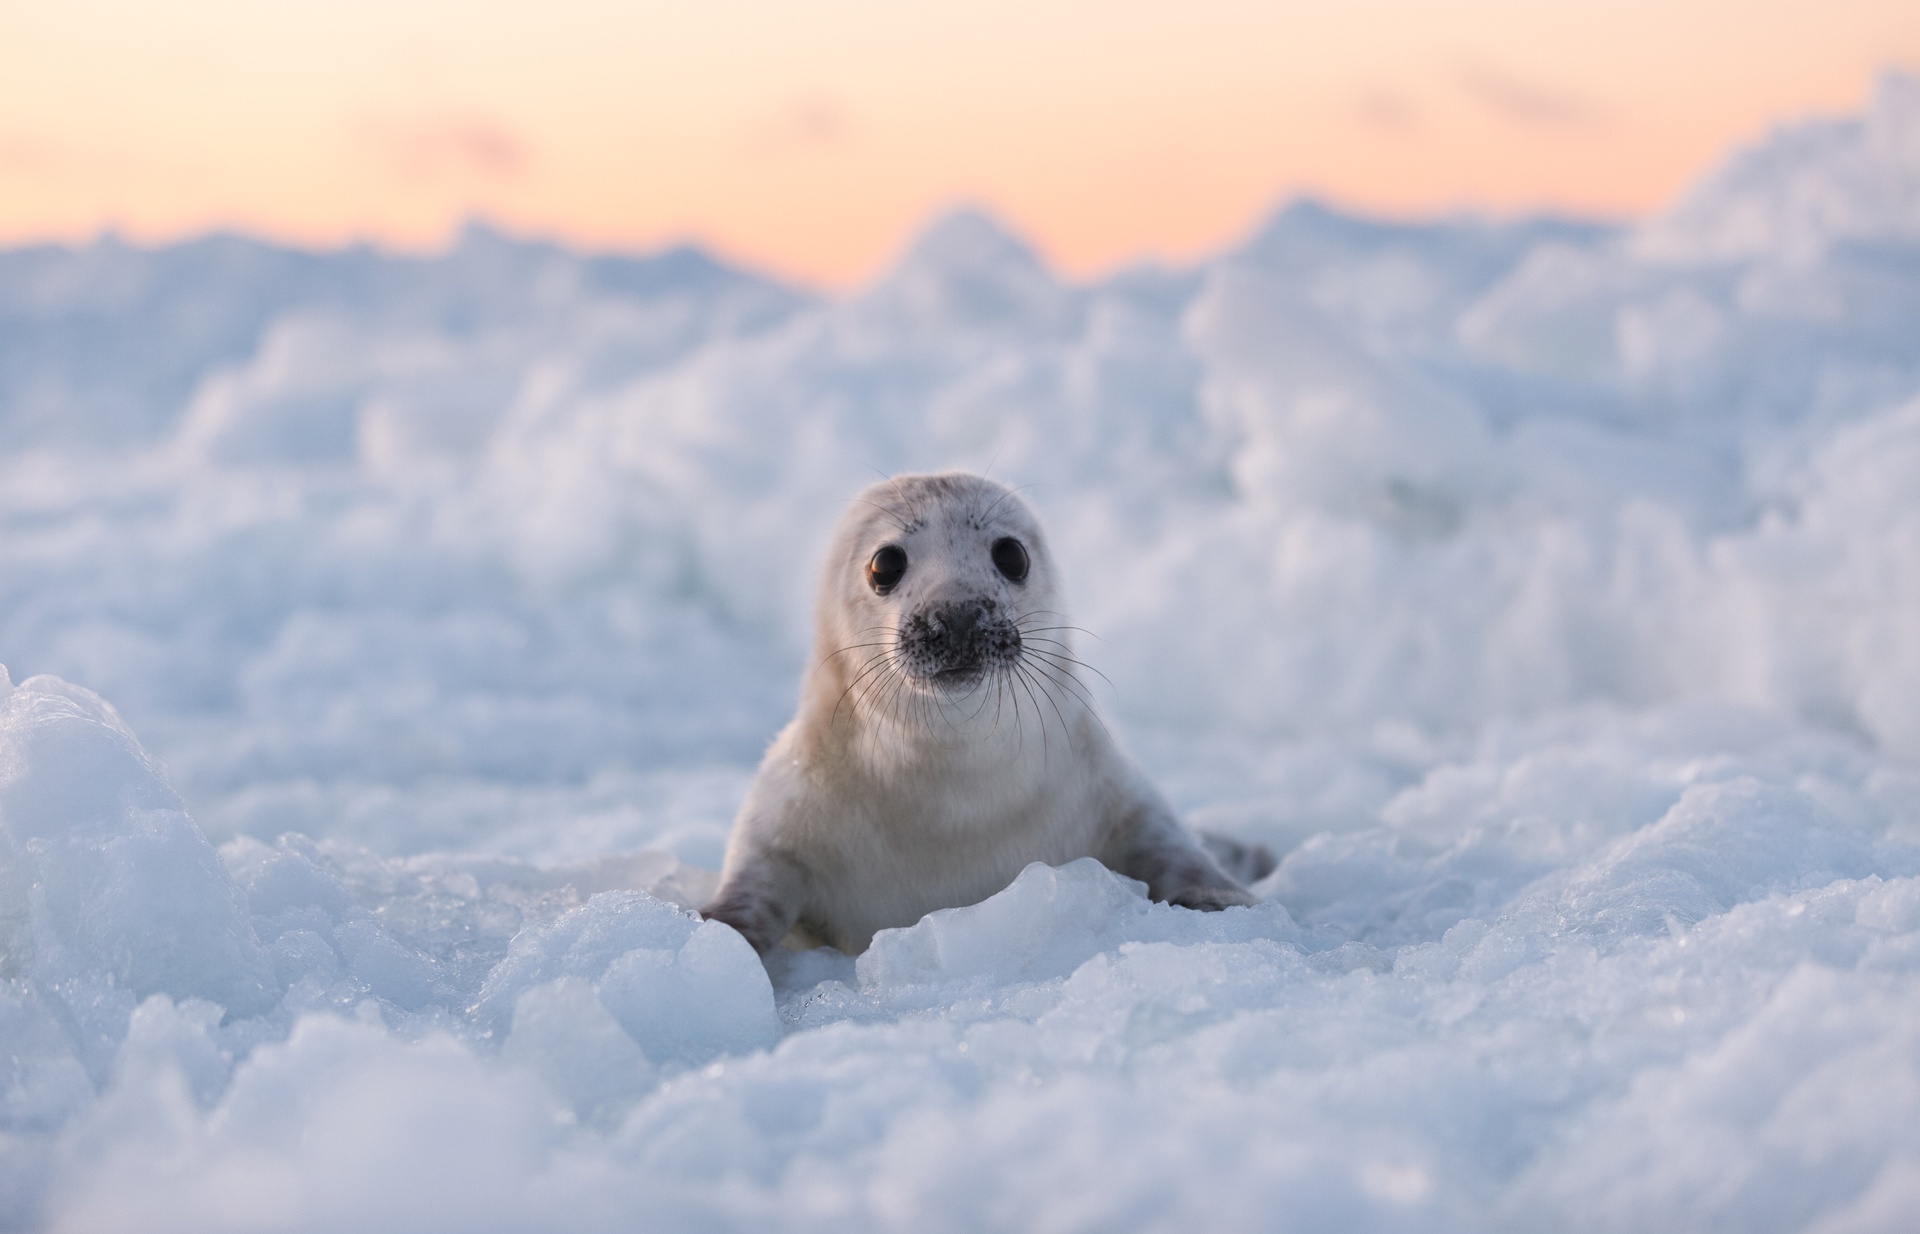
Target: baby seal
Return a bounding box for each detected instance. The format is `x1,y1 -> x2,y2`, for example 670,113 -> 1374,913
702,472 -> 1259,955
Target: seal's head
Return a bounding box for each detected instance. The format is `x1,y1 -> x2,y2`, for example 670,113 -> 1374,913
812,472 -> 1069,720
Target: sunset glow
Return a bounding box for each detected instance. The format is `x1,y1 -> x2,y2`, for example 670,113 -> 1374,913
2,0 -> 1916,285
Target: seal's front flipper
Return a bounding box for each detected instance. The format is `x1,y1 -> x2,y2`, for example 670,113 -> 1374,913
1164,881 -> 1258,911
1195,830 -> 1277,886
702,851 -> 810,955
1106,796 -> 1258,911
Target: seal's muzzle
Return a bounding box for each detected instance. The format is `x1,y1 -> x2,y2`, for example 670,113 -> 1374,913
898,600 -> 1022,687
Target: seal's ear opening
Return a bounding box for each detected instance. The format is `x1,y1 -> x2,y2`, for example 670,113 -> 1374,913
868,545 -> 908,594
991,537 -> 1029,583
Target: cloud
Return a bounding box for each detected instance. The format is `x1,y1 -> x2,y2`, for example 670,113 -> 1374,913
1356,89 -> 1420,135
1457,63 -> 1600,130
358,111 -> 530,184
744,94 -> 850,157
0,133 -> 64,174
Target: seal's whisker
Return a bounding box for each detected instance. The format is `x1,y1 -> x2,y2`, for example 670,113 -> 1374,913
854,676 -> 900,757
827,628 -> 902,668
851,495 -> 913,535
1026,657 -> 1110,742
833,650 -> 892,724
1022,651 -> 1101,715
890,666 -> 918,729
1022,660 -> 1077,743
1011,661 -> 1066,749
1017,634 -> 1087,651
1009,663 -> 1051,766
820,639 -> 898,669
1015,614 -> 1102,637
975,482 -> 1034,527
1018,638 -> 1118,696
1003,665 -> 1029,750
935,693 -> 966,735
872,668 -> 913,761
860,649 -> 906,716
960,677 -> 997,726
1017,638 -> 1109,686
915,680 -> 939,744
1024,646 -> 1095,718
1016,623 -> 1102,642
835,648 -> 902,722
1020,645 -> 1118,698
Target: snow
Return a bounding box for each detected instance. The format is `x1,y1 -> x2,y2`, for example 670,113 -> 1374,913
4,72 -> 1920,1232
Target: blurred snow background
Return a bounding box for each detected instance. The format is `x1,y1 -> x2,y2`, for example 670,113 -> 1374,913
3,73 -> 1920,1232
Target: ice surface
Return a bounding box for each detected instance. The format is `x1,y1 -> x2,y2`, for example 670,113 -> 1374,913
4,74 -> 1920,1231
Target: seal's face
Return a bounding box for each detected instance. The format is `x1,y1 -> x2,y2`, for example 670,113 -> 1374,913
818,473 -> 1069,713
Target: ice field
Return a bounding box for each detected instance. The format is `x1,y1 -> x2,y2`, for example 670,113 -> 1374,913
4,72 -> 1920,1231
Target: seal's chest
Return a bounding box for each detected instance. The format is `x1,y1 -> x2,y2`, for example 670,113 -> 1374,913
865,766 -> 1096,856
808,789 -> 1105,948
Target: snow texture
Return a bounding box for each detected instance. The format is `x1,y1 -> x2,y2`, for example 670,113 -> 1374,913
4,72 -> 1920,1232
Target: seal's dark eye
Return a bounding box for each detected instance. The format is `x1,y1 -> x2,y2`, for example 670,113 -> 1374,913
990,537 -> 1029,583
867,544 -> 908,594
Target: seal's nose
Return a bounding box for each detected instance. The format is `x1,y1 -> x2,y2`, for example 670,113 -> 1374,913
901,598 -> 1014,682
920,602 -> 988,667
939,603 -> 982,640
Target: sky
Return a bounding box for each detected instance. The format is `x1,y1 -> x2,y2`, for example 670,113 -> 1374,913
1,1 -> 1916,286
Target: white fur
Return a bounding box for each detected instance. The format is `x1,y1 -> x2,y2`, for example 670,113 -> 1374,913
703,473 -> 1253,954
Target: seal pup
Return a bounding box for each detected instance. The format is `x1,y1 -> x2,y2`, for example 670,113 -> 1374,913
702,472 -> 1260,955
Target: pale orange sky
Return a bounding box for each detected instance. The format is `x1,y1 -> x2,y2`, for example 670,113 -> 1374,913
1,1 -> 1916,286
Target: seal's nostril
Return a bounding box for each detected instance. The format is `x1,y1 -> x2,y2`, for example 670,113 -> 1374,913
945,604 -> 981,639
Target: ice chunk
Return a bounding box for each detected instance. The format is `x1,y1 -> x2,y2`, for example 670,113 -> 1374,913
501,976 -> 655,1126
857,860 -> 1155,991
1506,965 -> 1920,1232
595,920 -> 780,1066
855,858 -> 1291,998
0,675 -> 272,1016
0,983 -> 94,1134
114,996 -> 233,1107
473,890 -> 778,1067
52,1015 -> 567,1234
1543,778 -> 1880,942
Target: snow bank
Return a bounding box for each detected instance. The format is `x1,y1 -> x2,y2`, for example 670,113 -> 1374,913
3,73 -> 1920,1231
11,689 -> 1918,1232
